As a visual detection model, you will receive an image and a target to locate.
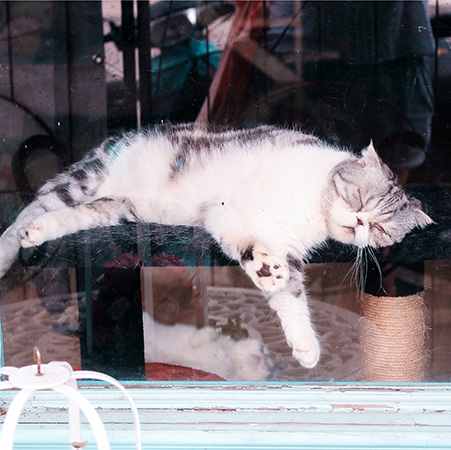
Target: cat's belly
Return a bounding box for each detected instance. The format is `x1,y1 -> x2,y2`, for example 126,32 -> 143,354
128,190 -> 204,227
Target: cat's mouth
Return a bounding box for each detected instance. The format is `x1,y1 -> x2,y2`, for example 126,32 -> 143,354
340,224 -> 370,248
330,224 -> 357,246
342,225 -> 356,236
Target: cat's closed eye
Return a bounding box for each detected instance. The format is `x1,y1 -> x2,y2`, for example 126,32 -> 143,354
371,223 -> 386,234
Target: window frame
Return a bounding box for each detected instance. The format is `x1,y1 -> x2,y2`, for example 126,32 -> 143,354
1,1 -> 451,448
2,381 -> 451,449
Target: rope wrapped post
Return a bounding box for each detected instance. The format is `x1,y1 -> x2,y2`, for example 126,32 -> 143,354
362,292 -> 428,382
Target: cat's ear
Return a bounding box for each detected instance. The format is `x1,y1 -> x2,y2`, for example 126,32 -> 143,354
409,197 -> 435,228
358,141 -> 382,168
414,208 -> 435,228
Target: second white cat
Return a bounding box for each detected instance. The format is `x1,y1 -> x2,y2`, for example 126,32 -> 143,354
143,312 -> 274,381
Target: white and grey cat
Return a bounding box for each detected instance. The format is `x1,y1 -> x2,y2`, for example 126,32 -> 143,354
143,312 -> 274,381
0,124 -> 432,368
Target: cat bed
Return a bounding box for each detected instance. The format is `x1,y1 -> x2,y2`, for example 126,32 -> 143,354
145,363 -> 225,381
16,185 -> 451,272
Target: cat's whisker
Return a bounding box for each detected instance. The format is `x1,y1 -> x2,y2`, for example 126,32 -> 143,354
263,309 -> 279,325
342,253 -> 359,287
352,247 -> 364,288
367,246 -> 383,290
361,247 -> 372,292
356,247 -> 362,288
321,193 -> 334,210
350,246 -> 366,293
38,269 -> 60,293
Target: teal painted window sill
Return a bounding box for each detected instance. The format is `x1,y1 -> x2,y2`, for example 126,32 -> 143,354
1,382 -> 451,449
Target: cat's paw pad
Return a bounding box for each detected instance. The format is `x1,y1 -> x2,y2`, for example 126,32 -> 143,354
19,221 -> 45,248
290,335 -> 320,369
244,246 -> 289,292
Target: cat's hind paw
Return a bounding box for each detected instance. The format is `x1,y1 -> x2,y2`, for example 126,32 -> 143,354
19,221 -> 46,248
243,245 -> 289,292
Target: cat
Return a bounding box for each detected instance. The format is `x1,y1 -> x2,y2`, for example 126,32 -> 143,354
143,311 -> 274,381
0,124 -> 433,369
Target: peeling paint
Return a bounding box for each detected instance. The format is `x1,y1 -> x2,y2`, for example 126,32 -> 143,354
331,404 -> 394,411
193,407 -> 237,412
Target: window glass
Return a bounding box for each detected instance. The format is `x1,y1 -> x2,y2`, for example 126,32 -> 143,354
1,0 -> 450,384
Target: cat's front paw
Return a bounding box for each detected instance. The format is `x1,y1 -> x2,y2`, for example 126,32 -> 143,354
19,221 -> 46,248
289,333 -> 320,369
243,245 -> 289,292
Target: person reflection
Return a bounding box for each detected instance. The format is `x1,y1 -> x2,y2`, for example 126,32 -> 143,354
301,0 -> 435,182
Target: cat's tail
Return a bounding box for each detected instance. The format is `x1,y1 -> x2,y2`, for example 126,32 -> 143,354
0,197 -> 57,278
0,224 -> 23,278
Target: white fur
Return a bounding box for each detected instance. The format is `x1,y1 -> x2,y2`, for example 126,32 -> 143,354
143,312 -> 273,381
103,136 -> 350,259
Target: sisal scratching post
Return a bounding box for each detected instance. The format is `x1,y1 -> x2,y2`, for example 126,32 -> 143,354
362,292 -> 427,382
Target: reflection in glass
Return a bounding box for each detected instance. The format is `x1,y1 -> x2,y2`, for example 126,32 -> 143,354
1,1 -> 451,383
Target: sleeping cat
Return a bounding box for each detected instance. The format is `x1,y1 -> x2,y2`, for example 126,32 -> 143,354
0,124 -> 432,368
143,312 -> 274,381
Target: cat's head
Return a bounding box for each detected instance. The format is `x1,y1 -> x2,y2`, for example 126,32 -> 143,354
323,143 -> 433,248
228,338 -> 275,381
